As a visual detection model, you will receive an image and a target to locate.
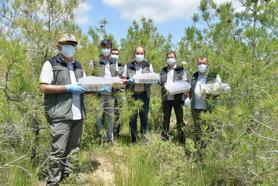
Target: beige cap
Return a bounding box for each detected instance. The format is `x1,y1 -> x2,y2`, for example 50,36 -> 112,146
58,33 -> 78,45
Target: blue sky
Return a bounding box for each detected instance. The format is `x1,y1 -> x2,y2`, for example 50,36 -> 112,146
74,0 -> 241,45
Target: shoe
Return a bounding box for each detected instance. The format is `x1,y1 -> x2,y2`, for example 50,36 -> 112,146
59,172 -> 69,182
46,180 -> 59,186
142,135 -> 150,145
161,131 -> 169,141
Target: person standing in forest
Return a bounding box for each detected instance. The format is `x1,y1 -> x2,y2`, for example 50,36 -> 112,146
159,51 -> 187,143
189,57 -> 222,154
122,46 -> 154,143
40,34 -> 85,185
93,39 -> 118,143
111,48 -> 125,138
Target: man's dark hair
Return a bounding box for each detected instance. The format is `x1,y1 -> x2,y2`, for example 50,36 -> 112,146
112,48 -> 119,52
100,39 -> 112,48
197,56 -> 208,63
166,51 -> 176,59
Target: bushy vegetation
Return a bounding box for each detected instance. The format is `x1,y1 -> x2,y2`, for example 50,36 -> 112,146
0,0 -> 277,185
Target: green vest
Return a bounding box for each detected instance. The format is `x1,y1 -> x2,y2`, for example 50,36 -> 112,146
117,62 -> 124,77
126,60 -> 151,97
160,65 -> 185,101
43,55 -> 85,122
190,71 -> 218,110
94,57 -> 117,77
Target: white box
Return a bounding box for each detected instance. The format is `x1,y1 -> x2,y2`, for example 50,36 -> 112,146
133,73 -> 160,84
78,76 -> 113,92
204,83 -> 231,94
165,81 -> 191,95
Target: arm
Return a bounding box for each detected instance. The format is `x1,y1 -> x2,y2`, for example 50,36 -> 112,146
146,64 -> 154,86
149,64 -> 154,73
188,90 -> 193,99
158,69 -> 163,86
188,76 -> 193,99
214,74 -> 222,83
182,69 -> 189,82
39,61 -> 85,94
116,61 -> 119,76
121,64 -> 129,84
40,84 -> 66,94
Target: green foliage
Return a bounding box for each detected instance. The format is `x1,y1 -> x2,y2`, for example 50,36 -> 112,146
112,135 -> 188,186
0,0 -> 277,185
119,18 -> 173,70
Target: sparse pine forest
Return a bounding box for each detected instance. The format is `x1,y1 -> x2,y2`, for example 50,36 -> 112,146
0,0 -> 277,185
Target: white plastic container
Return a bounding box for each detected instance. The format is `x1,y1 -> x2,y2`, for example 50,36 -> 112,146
133,73 -> 160,84
165,81 -> 191,95
204,83 -> 231,94
78,76 -> 113,92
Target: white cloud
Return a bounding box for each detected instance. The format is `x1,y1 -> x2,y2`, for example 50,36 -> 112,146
74,1 -> 93,25
103,0 -> 243,23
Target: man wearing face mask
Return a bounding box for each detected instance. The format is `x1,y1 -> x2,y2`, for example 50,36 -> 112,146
93,39 -> 118,143
190,57 -> 221,152
111,48 -> 124,138
40,34 -> 85,185
122,46 -> 154,143
159,51 -> 187,143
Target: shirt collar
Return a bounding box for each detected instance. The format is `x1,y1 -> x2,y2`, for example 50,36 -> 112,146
168,64 -> 177,70
58,54 -> 77,68
100,55 -> 111,61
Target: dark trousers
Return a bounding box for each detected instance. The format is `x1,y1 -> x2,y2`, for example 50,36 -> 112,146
191,109 -> 208,149
47,120 -> 83,184
161,100 -> 185,143
130,92 -> 149,143
113,95 -> 122,137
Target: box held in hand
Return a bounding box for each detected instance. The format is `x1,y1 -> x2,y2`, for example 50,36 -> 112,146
165,81 -> 191,95
78,76 -> 113,92
133,73 -> 160,84
204,83 -> 231,94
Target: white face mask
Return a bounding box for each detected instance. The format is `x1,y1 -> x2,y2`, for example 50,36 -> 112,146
135,54 -> 144,62
198,64 -> 208,74
167,58 -> 176,66
101,48 -> 111,56
111,54 -> 119,60
61,45 -> 76,58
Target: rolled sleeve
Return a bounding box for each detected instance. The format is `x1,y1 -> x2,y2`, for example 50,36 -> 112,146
182,70 -> 188,81
40,61 -> 54,84
215,74 -> 222,83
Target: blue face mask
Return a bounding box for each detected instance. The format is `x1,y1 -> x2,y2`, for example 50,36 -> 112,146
61,45 -> 76,58
111,54 -> 119,60
135,54 -> 144,62
101,48 -> 111,56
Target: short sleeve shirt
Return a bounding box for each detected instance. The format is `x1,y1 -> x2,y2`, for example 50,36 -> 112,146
40,60 -> 84,120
